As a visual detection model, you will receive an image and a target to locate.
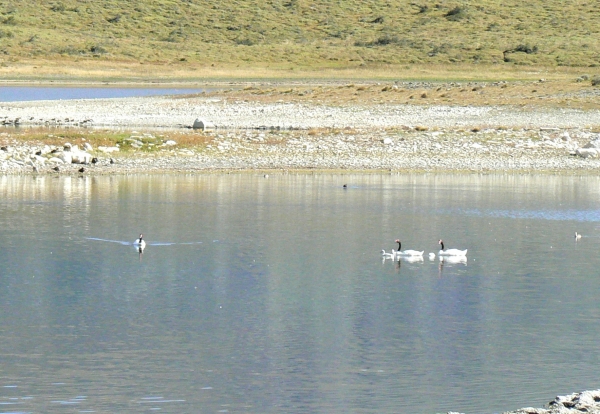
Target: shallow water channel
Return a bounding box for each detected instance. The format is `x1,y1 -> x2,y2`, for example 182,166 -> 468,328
1,173 -> 599,413
0,85 -> 212,102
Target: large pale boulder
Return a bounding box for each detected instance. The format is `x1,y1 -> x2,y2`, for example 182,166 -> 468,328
575,148 -> 598,158
193,118 -> 214,131
57,142 -> 92,164
71,150 -> 92,164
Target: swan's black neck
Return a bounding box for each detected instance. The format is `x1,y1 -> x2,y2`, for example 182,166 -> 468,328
396,241 -> 401,250
440,241 -> 445,250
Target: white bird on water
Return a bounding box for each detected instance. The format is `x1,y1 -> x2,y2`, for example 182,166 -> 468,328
438,239 -> 467,256
575,232 -> 582,241
381,249 -> 394,259
394,239 -> 424,257
134,234 -> 146,250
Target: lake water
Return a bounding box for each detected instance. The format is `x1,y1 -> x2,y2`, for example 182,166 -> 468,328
1,173 -> 599,414
0,86 -> 210,102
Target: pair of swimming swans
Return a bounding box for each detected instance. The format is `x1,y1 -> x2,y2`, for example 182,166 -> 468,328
382,239 -> 467,259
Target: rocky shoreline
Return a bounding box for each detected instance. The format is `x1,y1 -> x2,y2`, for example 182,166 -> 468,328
1,95 -> 600,174
499,389 -> 600,414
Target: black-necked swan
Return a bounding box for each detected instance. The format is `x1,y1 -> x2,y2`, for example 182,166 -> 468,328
438,239 -> 467,256
134,234 -> 146,249
575,232 -> 582,240
394,239 -> 424,256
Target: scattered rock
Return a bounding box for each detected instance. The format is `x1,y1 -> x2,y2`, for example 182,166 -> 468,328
193,118 -> 214,131
576,148 -> 598,158
98,146 -> 120,153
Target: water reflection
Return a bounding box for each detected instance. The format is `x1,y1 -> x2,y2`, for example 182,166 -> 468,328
1,173 -> 600,414
0,86 -> 211,102
440,255 -> 468,265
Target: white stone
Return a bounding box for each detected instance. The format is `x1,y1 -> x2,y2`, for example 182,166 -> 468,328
576,148 -> 598,158
583,138 -> 600,149
164,140 -> 177,146
382,137 -> 393,145
193,118 -> 214,130
59,151 -> 73,164
71,150 -> 92,164
98,146 -> 120,153
32,155 -> 46,164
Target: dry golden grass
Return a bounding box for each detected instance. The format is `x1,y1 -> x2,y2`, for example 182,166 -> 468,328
0,59 -> 597,84
205,77 -> 600,110
0,127 -> 216,150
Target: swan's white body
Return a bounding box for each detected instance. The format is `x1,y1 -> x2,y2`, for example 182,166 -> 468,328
438,239 -> 467,256
396,249 -> 424,257
440,256 -> 468,264
575,232 -> 582,240
394,239 -> 424,257
134,234 -> 146,249
428,252 -> 436,260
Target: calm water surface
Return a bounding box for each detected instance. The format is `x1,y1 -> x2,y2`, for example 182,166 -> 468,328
1,174 -> 599,414
0,86 -> 211,102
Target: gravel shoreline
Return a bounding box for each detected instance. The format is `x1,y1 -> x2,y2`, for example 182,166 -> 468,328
2,95 -> 600,174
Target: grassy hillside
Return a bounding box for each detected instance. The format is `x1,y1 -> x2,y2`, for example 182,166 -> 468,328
0,0 -> 599,78
0,0 -> 600,85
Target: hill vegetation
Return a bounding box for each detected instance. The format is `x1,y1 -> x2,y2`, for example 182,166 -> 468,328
0,0 -> 598,73
0,0 -> 600,85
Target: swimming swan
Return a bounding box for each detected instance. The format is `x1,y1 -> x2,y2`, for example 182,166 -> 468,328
134,234 -> 146,249
575,232 -> 582,241
394,239 -> 424,256
438,239 -> 467,256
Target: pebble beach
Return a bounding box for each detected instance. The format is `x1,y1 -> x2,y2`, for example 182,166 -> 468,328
2,93 -> 600,175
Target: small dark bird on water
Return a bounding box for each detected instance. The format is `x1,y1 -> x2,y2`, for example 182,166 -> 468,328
343,184 -> 347,189
91,157 -> 98,164
53,166 -> 60,172
78,167 -> 85,173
